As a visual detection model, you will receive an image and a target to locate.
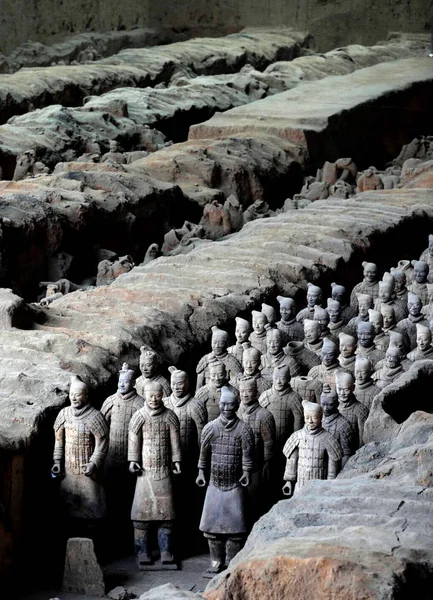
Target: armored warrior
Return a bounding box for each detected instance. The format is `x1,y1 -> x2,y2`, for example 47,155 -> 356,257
276,296 -> 304,343
331,282 -> 355,324
346,293 -> 373,337
238,378 -> 275,518
232,346 -> 271,396
335,370 -> 368,448
380,304 -> 410,353
261,327 -> 301,381
196,326 -> 242,390
407,323 -> 433,362
261,303 -> 276,328
374,330 -> 410,372
398,292 -> 429,350
350,262 -> 380,309
356,321 -> 385,368
285,340 -> 321,376
338,332 -> 357,373
354,357 -> 380,411
369,308 -> 387,353
372,345 -> 405,390
302,318 -> 324,357
408,260 -> 430,306
320,389 -> 356,467
128,381 -> 181,567
250,311 -> 269,354
314,305 -> 338,345
326,298 -> 345,338
136,346 -> 171,399
391,268 -> 409,313
282,401 -> 342,496
196,360 -> 236,422
307,338 -> 341,393
227,317 -> 252,364
296,283 -> 323,324
197,387 -> 254,573
373,272 -> 407,322
52,376 -> 108,527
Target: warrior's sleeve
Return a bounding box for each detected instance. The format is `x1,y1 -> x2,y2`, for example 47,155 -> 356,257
287,356 -> 301,378
283,431 -> 301,482
198,422 -> 214,470
260,410 -> 276,462
241,422 -> 255,473
258,390 -> 270,409
128,410 -> 145,463
196,354 -> 209,375
291,393 -> 305,432
100,396 -> 114,424
167,410 -> 182,464
340,420 -> 356,459
324,432 -> 343,480
89,411 -> 109,468
357,403 -> 369,447
307,365 -> 320,380
191,398 -> 208,443
53,409 -> 66,462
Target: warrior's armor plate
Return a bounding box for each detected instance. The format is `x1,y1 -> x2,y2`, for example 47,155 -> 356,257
101,390 -> 144,464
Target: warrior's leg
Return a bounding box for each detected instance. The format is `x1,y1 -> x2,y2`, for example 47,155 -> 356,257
226,535 -> 245,565
157,521 -> 175,564
133,521 -> 152,565
203,532 -> 225,573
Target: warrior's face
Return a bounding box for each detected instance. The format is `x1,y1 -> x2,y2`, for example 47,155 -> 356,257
414,264 -> 428,284
266,331 -> 281,355
209,365 -> 226,389
322,349 -> 337,367
327,307 -> 341,324
358,300 -> 372,318
307,290 -> 321,308
279,304 -> 294,322
340,340 -> 356,358
235,324 -> 250,344
70,388 -> 88,409
253,314 -> 267,335
304,409 -> 322,432
239,384 -> 257,406
140,356 -> 156,378
364,265 -> 378,283
408,298 -> 422,317
146,388 -> 163,410
211,336 -> 227,356
118,372 -> 135,395
370,316 -> 382,336
219,398 -> 238,420
336,381 -> 353,402
243,354 -> 260,377
320,395 -> 337,417
172,375 -> 189,398
355,366 -> 370,386
417,333 -> 431,352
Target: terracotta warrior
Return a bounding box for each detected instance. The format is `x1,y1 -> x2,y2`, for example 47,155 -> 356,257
282,401 -> 342,496
407,323 -> 433,362
331,282 -> 355,324
372,345 -> 405,391
380,304 -> 410,353
307,338 -> 341,393
199,200 -> 231,240
320,389 -> 356,466
373,330 -> 410,372
261,303 -> 276,328
326,298 -> 345,338
250,311 -> 269,354
228,317 -> 252,364
136,346 -> 171,399
285,338 -> 321,376
196,360 -> 236,422
356,167 -> 384,193
237,377 -> 275,518
302,318 -> 324,357
101,140 -> 127,165
398,292 -> 429,350
12,149 -> 36,181
128,381 -> 181,567
419,234 -> 433,276
259,365 -> 304,459
232,346 -> 271,396
261,327 -> 301,381
314,304 -> 337,345
390,268 -> 408,313
276,296 -> 304,343
335,370 -> 368,448
369,309 -> 387,353
52,376 -> 108,525
338,332 -> 357,373
296,283 -> 323,324
396,259 -> 414,285
346,293 -> 374,337
356,321 -> 385,368
374,273 -> 407,323
408,261 -> 430,305
354,357 -> 380,411
196,326 -> 242,390
197,387 -> 254,573
350,262 -> 379,308
335,157 -> 357,183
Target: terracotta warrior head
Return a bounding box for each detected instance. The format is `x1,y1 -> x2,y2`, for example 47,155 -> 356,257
261,303 -> 276,326
388,330 -> 407,357
273,364 -> 290,391
321,338 -> 338,367
357,321 -> 375,348
211,326 -> 230,356
320,389 -> 339,417
239,377 -> 258,406
109,140 -> 119,153
338,332 -> 356,358
407,292 -> 422,317
362,261 -> 378,284
252,310 -> 268,335
331,282 -> 347,305
209,360 -> 227,389
411,260 -> 429,284
368,309 -> 383,336
144,380 -> 164,410
385,344 -> 402,369
304,319 -> 321,344
242,347 -> 262,377
266,328 -> 283,355
326,298 -> 342,324
303,400 -> 323,432
357,293 -> 374,318
354,356 -> 373,386
380,304 -> 396,329
139,346 -> 160,379
277,296 -> 296,322
219,386 -> 239,419
390,268 -> 406,293
306,283 -> 322,308
416,323 -> 432,351
335,370 -> 355,402
314,305 -> 330,332
118,363 -> 136,395
235,317 -> 251,344
168,366 -> 189,398
69,375 -> 89,409
378,274 -> 395,303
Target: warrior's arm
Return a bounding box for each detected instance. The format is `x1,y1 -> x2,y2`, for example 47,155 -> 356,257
128,413 -> 144,464
90,421 -> 109,468
169,417 -> 182,464
261,414 -> 276,463
328,455 -> 341,479
53,422 -> 65,463
197,423 -> 213,471
292,400 -> 304,432
283,447 -> 299,482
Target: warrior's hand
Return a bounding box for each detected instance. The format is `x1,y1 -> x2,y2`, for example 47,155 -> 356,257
129,461 -> 142,475
51,461 -> 62,476
83,462 -> 96,477
282,481 -> 294,497
239,471 -> 250,487
172,461 -> 181,475
196,469 -> 206,487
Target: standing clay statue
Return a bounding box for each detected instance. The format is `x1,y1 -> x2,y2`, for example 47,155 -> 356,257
142,243 -> 160,265
373,330 -> 410,372
223,195 -> 243,232
228,317 -> 252,364
356,167 -> 384,192
326,298 -> 345,338
197,387 -> 254,573
282,401 -> 342,496
285,338 -> 321,375
338,332 -> 357,372
196,326 -> 242,390
369,309 -> 387,353
335,370 -> 368,448
354,357 -> 380,411
350,263 -> 379,308
374,273 -> 407,322
408,261 -> 430,305
52,376 -> 108,528
391,268 -> 408,312
307,338 -> 341,393
296,283 -> 323,324
419,234 -> 433,276
396,259 -> 414,285
136,346 -> 171,399
320,389 -> 356,467
250,311 -> 268,354
12,149 -> 36,181
232,347 -> 271,396
398,292 -> 429,350
346,293 -> 374,336
335,157 -> 357,183
407,324 -> 433,362
331,282 -> 356,324
372,345 -> 405,390
380,304 -> 410,352
101,140 -> 127,165
314,305 -> 337,344
261,328 -> 301,381
276,296 -> 304,343
261,303 -> 276,328
128,381 -> 181,567
196,360 -> 235,422
302,318 -> 324,358
237,378 -> 275,518
199,200 -> 232,240
356,321 -> 385,367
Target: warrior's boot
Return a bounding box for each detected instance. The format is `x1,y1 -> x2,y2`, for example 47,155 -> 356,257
226,536 -> 244,565
134,525 -> 152,566
158,523 -> 175,564
205,534 -> 225,573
